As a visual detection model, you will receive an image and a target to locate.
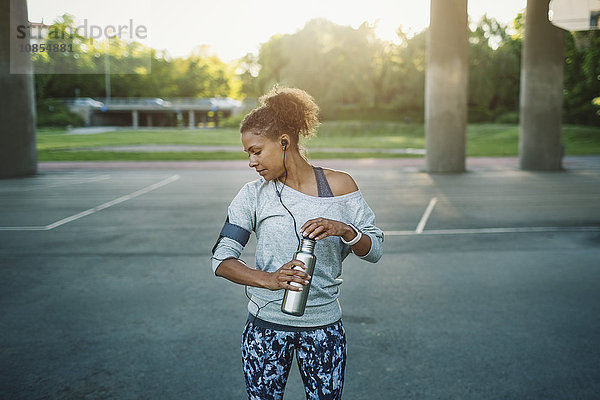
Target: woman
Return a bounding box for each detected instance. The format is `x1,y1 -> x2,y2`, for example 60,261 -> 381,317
211,86 -> 384,400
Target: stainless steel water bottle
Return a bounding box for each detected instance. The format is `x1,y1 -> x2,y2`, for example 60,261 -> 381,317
281,238 -> 316,316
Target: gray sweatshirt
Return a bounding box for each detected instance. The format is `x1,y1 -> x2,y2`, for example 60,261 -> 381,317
212,177 -> 384,327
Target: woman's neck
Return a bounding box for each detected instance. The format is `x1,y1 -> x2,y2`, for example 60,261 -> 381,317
278,150 -> 314,190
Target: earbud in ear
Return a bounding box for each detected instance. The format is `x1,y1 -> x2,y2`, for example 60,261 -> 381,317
281,139 -> 288,150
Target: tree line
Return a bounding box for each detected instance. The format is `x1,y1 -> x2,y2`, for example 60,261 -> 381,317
36,14 -> 599,126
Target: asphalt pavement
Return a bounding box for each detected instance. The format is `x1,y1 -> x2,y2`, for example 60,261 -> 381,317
1,157 -> 599,399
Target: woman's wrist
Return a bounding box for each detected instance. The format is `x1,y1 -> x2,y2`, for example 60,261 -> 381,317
257,270 -> 275,290
341,224 -> 362,245
341,224 -> 356,242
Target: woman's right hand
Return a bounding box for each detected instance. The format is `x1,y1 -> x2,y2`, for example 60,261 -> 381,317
264,260 -> 312,291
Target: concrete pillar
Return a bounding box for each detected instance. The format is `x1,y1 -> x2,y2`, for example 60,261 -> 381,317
188,110 -> 195,128
132,110 -> 139,128
519,0 -> 564,170
425,0 -> 468,173
0,0 -> 37,178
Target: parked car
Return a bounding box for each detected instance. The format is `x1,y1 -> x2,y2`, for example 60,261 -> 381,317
72,97 -> 104,108
143,98 -> 171,107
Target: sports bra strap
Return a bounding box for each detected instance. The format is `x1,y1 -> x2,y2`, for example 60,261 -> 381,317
313,166 -> 334,197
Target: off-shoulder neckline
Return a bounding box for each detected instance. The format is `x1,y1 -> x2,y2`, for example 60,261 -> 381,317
263,178 -> 361,201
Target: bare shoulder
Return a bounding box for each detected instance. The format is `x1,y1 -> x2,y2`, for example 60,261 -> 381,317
323,168 -> 359,196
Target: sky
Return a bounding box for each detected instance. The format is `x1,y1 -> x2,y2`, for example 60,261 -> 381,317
27,0 -> 528,61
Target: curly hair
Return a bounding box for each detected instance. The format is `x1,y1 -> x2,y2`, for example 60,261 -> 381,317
240,85 -> 320,146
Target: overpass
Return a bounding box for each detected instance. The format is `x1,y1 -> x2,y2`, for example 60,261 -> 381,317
65,97 -> 243,128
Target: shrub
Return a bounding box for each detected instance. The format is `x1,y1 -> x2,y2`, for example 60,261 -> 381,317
36,100 -> 84,127
319,104 -> 424,122
468,107 -> 493,123
495,111 -> 520,124
219,113 -> 244,129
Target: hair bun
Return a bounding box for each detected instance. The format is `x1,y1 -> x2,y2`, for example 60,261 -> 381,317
260,86 -> 320,138
240,85 -> 320,145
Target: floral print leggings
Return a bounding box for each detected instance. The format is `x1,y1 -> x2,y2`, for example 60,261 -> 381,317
241,317 -> 347,400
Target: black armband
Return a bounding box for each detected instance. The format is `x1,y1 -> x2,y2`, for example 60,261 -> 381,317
211,217 -> 251,254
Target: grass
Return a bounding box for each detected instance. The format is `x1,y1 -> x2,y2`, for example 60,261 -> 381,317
36,128 -> 244,149
36,122 -> 600,161
466,124 -> 600,156
37,151 -> 246,161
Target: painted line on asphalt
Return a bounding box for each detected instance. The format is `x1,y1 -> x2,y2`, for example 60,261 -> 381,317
416,197 -> 438,233
385,226 -> 600,236
0,175 -> 180,231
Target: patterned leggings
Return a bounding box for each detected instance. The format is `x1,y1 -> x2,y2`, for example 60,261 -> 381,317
241,317 -> 347,400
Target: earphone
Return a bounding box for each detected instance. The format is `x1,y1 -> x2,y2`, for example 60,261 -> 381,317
274,139 -> 301,250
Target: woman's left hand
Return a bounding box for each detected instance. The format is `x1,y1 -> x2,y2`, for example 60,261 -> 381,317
300,218 -> 355,241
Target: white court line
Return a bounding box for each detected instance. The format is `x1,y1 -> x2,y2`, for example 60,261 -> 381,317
416,197 -> 438,233
0,226 -> 49,231
0,175 -> 180,231
385,226 -> 600,236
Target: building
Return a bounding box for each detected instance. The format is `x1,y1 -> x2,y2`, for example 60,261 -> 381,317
63,97 -> 243,128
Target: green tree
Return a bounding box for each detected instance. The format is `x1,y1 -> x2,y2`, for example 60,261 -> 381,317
252,19 -> 387,116
563,30 -> 600,125
236,52 -> 262,98
388,28 -> 427,118
34,14 -> 240,101
467,15 -> 522,122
